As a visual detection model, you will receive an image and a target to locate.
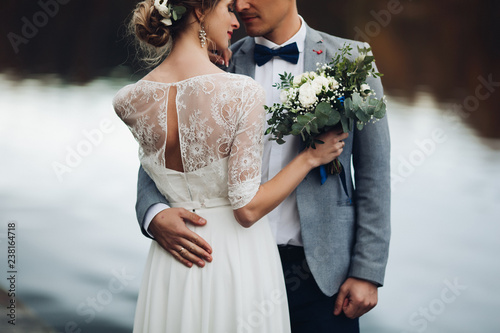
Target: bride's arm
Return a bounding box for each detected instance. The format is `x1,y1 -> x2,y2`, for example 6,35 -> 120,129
233,130 -> 348,227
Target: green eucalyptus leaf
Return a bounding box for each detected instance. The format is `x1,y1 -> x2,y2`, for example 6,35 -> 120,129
340,114 -> 349,133
367,97 -> 379,107
374,101 -> 386,119
291,122 -> 303,135
351,92 -> 363,106
297,115 -> 307,126
315,102 -> 332,115
355,108 -> 371,123
174,6 -> 186,14
357,121 -> 365,131
344,97 -> 353,113
309,120 -> 319,134
315,102 -> 332,127
297,113 -> 312,124
315,112 -> 328,128
326,109 -> 341,126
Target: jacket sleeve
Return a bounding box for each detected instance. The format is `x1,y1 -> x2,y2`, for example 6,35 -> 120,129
349,46 -> 391,286
136,165 -> 170,239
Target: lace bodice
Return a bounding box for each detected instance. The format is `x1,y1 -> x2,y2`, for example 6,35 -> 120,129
113,73 -> 266,209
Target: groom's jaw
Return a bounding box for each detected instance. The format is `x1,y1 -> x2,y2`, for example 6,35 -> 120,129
238,14 -> 263,37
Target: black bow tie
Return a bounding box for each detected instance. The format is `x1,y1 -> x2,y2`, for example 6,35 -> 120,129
254,42 -> 299,66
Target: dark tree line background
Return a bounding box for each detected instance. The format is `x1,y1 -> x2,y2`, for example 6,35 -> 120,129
1,0 -> 499,138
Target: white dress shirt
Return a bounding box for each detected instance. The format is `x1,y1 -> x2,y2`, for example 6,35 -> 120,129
254,17 -> 306,246
145,17 -> 308,246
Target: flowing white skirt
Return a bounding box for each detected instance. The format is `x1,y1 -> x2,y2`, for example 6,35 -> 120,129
132,205 -> 291,333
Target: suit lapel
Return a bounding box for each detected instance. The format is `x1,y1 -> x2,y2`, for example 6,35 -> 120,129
232,38 -> 256,78
304,24 -> 327,72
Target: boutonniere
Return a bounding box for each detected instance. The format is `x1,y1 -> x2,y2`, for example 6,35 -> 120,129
313,49 -> 323,55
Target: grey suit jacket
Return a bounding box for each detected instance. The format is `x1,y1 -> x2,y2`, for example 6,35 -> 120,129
135,23 -> 391,296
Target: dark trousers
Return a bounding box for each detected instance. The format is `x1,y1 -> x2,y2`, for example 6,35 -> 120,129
278,245 -> 359,333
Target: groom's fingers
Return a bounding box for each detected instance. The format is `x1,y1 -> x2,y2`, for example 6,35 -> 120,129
169,248 -> 194,268
179,209 -> 207,228
178,229 -> 213,264
149,208 -> 212,268
179,209 -> 212,254
175,240 -> 212,268
333,287 -> 348,316
333,277 -> 378,318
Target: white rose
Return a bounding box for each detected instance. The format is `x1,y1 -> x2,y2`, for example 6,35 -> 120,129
293,73 -> 306,86
360,83 -> 372,97
329,77 -> 339,90
298,82 -> 318,108
355,54 -> 366,64
308,71 -> 317,78
311,76 -> 329,94
280,90 -> 289,104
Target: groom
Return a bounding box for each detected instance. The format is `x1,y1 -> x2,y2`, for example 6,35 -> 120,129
135,0 -> 391,331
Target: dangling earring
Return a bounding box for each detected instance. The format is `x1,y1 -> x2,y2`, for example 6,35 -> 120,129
199,24 -> 207,48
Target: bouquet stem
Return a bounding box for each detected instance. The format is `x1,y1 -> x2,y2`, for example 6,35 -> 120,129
327,159 -> 342,174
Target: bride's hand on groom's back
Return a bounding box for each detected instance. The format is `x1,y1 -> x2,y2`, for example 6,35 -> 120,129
149,208 -> 213,268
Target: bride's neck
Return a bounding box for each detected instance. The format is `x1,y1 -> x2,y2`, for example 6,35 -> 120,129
145,29 -> 222,83
162,32 -> 214,69
171,31 -> 209,59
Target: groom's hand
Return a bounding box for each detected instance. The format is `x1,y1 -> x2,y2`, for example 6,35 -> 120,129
149,208 -> 213,268
333,277 -> 378,319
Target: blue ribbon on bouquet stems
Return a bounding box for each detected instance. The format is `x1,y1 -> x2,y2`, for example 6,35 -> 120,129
318,96 -> 350,202
319,162 -> 351,204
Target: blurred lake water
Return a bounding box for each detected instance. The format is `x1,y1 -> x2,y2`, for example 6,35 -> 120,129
0,76 -> 499,332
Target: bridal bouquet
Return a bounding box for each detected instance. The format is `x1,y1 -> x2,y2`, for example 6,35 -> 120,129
265,44 -> 386,177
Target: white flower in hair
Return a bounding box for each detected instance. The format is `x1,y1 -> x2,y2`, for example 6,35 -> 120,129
154,0 -> 173,26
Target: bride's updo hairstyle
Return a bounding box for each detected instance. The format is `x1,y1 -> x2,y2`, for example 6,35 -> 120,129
130,0 -> 219,66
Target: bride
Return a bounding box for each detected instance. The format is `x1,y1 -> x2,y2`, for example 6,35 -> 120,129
113,0 -> 347,332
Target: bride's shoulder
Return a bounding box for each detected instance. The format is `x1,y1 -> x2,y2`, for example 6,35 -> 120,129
112,80 -> 166,121
216,73 -> 264,94
113,79 -> 165,102
112,83 -> 135,107
218,72 -> 257,84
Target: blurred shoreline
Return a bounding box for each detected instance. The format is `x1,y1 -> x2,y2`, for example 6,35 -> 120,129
1,0 -> 499,138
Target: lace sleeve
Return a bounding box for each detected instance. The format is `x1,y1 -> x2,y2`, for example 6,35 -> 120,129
227,80 -> 266,209
112,83 -> 165,160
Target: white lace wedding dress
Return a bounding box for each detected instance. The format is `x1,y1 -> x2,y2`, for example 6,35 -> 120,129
113,73 -> 290,333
